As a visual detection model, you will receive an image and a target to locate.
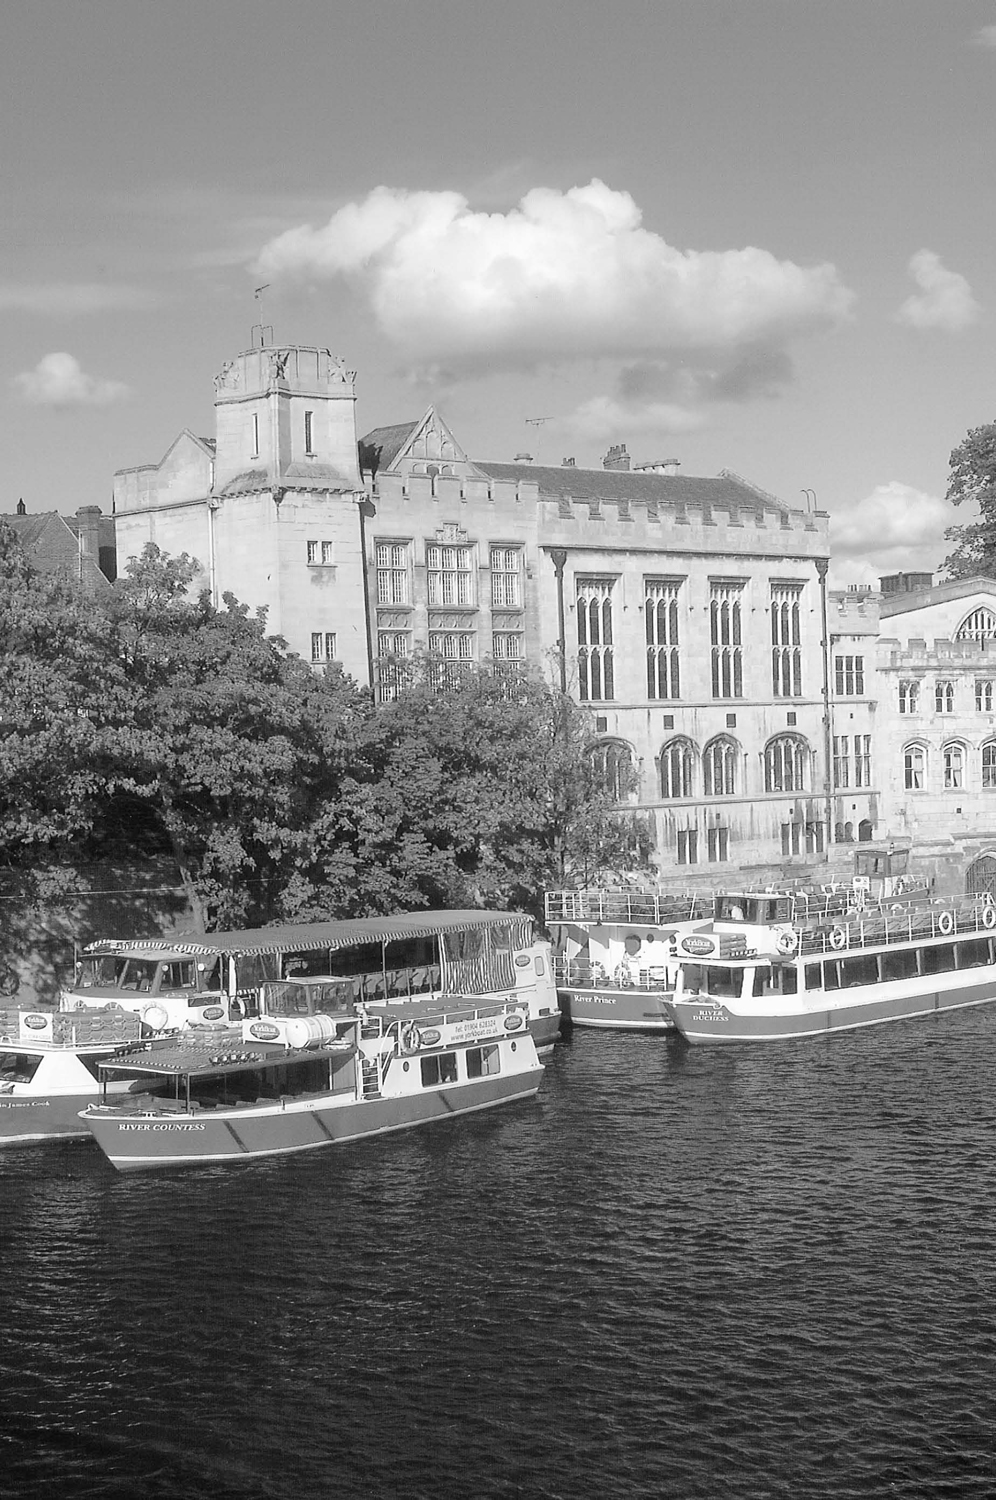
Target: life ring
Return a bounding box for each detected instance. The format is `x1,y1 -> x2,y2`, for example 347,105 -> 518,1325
938,911 -> 955,935
140,1002 -> 169,1032
776,930 -> 798,955
614,965 -> 633,989
402,1024 -> 422,1053
102,1001 -> 122,1011
829,925 -> 848,951
983,906 -> 996,930
74,999 -> 87,1011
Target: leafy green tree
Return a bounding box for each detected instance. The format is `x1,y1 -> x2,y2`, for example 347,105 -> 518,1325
283,661 -> 653,924
942,422 -> 996,577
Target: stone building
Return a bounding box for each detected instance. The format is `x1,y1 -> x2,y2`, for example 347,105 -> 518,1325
112,334 -> 857,879
873,572 -> 996,893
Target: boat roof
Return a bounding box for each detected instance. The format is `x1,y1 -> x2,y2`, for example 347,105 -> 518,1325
99,1032 -> 357,1080
85,910 -> 528,959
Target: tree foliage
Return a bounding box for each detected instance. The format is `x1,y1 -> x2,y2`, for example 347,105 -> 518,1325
942,422 -> 996,578
0,534 -> 652,933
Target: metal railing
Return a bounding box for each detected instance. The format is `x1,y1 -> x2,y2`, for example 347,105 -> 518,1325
553,957 -> 672,992
795,898 -> 994,957
545,890 -> 713,925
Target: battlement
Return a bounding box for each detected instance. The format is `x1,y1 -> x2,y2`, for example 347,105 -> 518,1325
878,635 -> 996,666
214,345 -> 356,402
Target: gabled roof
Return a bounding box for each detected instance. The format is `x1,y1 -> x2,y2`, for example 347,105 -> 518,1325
475,461 -> 796,516
359,421 -> 419,475
880,574 -> 996,618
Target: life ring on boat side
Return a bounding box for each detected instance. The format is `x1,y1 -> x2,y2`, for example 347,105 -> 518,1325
140,1002 -> 169,1032
829,926 -> 848,951
776,930 -> 798,955
983,906 -> 996,929
402,1024 -> 423,1053
938,911 -> 955,935
613,965 -> 633,989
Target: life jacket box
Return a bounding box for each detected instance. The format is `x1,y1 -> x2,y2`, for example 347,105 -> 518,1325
716,935 -> 748,958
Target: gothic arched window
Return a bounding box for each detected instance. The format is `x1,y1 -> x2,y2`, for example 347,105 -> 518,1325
702,736 -> 738,797
659,737 -> 696,800
587,740 -> 635,803
764,735 -> 808,793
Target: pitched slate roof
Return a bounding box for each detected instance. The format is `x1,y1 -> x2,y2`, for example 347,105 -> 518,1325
358,421 -> 419,474
475,461 -> 796,516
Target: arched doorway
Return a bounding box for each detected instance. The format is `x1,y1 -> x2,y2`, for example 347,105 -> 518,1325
966,854 -> 996,899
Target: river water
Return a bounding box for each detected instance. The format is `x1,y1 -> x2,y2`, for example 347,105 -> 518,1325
3,1011 -> 996,1500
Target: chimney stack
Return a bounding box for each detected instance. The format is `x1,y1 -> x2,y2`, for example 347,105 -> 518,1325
602,443 -> 631,471
514,451 -> 533,464
562,457 -> 576,467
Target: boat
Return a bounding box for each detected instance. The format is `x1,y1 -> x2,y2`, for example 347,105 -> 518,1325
662,889 -> 996,1044
544,845 -> 930,1033
544,887 -> 712,1030
62,910 -> 561,1053
80,990 -> 544,1171
0,1005 -> 160,1145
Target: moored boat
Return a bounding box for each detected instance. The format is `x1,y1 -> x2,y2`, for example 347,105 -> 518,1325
81,992 -> 543,1172
63,910 -> 561,1053
663,890 -> 996,1044
544,886 -> 724,1030
0,1005 -> 157,1145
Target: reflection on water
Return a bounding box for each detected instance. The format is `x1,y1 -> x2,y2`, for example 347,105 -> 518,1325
4,1011 -> 996,1499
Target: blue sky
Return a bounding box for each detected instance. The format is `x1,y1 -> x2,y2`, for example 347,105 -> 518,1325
5,0 -> 996,585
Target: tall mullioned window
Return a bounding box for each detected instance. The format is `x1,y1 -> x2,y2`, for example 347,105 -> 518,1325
833,735 -> 850,788
702,736 -> 737,797
376,542 -> 410,605
983,742 -> 996,788
645,580 -> 680,699
710,583 -> 743,698
854,734 -> 871,787
659,737 -> 695,799
490,547 -> 522,608
835,655 -> 864,696
977,680 -> 994,712
428,630 -> 475,688
310,631 -> 337,664
935,680 -> 954,713
376,632 -> 412,703
904,744 -> 925,790
577,578 -> 615,701
427,543 -> 474,606
588,741 -> 634,803
765,735 -> 807,793
899,680 -> 920,714
957,608 -> 996,641
771,584 -> 802,697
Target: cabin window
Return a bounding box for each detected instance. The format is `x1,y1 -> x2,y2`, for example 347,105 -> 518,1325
821,960 -> 842,991
752,964 -> 798,997
159,961 -> 198,991
0,1052 -> 42,1084
922,944 -> 956,976
840,954 -> 879,988
682,964 -> 742,999
956,938 -> 992,969
881,948 -> 919,982
421,1053 -> 458,1087
804,963 -> 821,991
466,1045 -> 500,1078
77,954 -> 128,987
117,959 -> 159,992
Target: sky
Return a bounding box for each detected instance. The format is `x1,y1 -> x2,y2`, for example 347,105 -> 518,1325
4,0 -> 996,587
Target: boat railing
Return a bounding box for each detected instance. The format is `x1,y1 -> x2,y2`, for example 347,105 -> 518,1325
553,956 -> 672,991
544,890 -> 713,925
795,898 -> 995,957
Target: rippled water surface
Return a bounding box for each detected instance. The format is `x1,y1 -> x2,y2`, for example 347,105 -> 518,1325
4,1012 -> 996,1500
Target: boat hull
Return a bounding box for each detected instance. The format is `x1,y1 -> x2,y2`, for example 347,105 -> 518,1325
83,1067 -> 545,1171
665,973 -> 996,1044
0,1090 -> 101,1145
559,985 -> 674,1031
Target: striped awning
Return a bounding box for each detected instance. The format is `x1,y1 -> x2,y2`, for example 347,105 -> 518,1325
84,910 -> 531,959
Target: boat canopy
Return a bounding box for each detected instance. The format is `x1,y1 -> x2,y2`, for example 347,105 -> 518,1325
98,1035 -> 356,1079
85,910 -> 530,960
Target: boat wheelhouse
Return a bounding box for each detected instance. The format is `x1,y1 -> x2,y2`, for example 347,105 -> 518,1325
81,994 -> 543,1172
62,911 -> 561,1052
545,887 -> 712,1031
0,1006 -> 160,1145
663,891 -> 996,1044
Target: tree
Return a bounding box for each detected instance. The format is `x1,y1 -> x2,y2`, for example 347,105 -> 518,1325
942,422 -> 996,578
283,661 -> 653,924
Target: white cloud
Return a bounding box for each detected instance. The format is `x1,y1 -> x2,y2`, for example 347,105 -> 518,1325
558,393 -> 708,444
830,482 -> 954,585
256,179 -> 853,375
895,250 -> 980,332
13,352 -> 130,407
971,24 -> 996,46
0,282 -> 153,316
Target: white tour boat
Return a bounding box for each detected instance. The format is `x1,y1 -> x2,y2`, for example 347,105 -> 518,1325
663,889 -> 996,1044
81,991 -> 544,1172
545,845 -> 929,1033
62,910 -> 561,1053
0,1005 -> 158,1145
545,887 -> 712,1030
